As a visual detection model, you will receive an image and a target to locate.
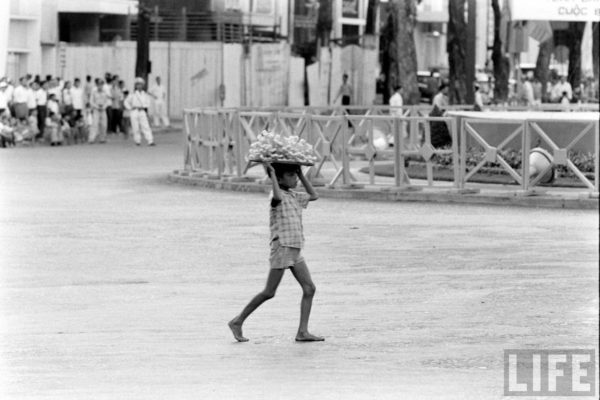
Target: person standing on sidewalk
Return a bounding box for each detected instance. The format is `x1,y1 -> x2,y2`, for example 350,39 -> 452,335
70,78 -> 84,120
149,76 -> 170,128
103,75 -> 114,134
88,79 -> 109,144
124,77 -> 154,146
333,73 -> 352,106
35,81 -> 48,138
83,75 -> 93,108
61,81 -> 74,118
110,79 -> 124,135
388,85 -> 405,147
12,77 -> 30,121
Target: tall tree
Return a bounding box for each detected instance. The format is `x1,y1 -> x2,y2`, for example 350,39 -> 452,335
491,0 -> 509,103
566,22 -> 585,89
384,0 -> 420,104
447,0 -> 468,104
534,38 -> 554,103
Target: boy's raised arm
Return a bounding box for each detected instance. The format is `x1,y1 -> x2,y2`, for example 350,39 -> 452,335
265,162 -> 282,202
297,167 -> 318,201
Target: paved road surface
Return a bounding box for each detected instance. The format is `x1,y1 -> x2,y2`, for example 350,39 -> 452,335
1,132 -> 598,399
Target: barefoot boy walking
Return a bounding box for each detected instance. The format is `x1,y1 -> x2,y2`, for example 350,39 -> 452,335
229,162 -> 324,342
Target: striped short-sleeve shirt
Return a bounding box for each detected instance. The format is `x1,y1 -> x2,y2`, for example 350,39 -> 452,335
269,190 -> 311,248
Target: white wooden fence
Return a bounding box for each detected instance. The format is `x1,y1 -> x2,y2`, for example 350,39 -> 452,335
62,41 -> 301,118
61,41 -> 382,118
181,105 -> 599,197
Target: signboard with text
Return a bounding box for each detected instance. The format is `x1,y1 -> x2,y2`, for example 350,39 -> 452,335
510,0 -> 600,22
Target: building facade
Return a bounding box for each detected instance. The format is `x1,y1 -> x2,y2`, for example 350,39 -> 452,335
1,0 -> 136,79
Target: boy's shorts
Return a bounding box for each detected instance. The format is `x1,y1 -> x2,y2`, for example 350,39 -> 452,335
270,240 -> 304,270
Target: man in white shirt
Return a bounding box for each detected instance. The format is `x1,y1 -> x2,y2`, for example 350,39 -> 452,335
102,76 -> 114,132
70,78 -> 85,119
124,77 -> 154,146
551,75 -> 572,102
432,83 -> 449,110
27,81 -> 37,114
149,76 -> 170,128
521,76 -> 535,107
12,77 -> 30,120
35,81 -> 49,135
389,85 -> 404,116
388,85 -> 406,146
89,79 -> 109,143
84,75 -> 94,107
61,80 -> 73,117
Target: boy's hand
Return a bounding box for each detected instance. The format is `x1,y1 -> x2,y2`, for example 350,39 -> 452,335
264,162 -> 275,177
295,165 -> 303,176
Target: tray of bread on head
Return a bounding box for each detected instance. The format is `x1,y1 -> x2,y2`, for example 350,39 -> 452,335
247,130 -> 317,167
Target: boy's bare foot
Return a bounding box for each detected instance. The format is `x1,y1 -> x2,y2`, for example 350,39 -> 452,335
295,332 -> 325,342
228,319 -> 249,342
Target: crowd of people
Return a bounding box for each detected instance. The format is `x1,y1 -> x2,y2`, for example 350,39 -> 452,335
489,72 -> 598,108
0,72 -> 170,148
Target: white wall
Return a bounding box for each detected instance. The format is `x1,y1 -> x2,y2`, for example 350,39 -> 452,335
4,0 -> 42,78
249,42 -> 291,106
223,43 -> 243,107
62,41 -> 299,116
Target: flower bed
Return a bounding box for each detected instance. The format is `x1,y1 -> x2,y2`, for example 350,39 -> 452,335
432,147 -> 595,177
363,147 -> 595,187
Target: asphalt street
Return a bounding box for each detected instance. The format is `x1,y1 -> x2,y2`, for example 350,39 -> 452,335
1,131 -> 598,399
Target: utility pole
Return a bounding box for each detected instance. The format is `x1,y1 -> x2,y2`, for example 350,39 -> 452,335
135,0 -> 151,83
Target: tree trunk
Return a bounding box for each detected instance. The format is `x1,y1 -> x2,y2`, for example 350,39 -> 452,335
592,22 -> 599,80
316,0 -> 333,47
447,0 -> 468,104
135,0 -> 151,83
380,9 -> 393,104
365,0 -> 380,35
491,0 -> 509,103
534,38 -> 554,103
385,0 -> 420,104
567,22 -> 585,89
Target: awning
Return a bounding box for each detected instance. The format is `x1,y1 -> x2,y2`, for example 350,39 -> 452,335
58,0 -> 137,15
509,0 -> 600,22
